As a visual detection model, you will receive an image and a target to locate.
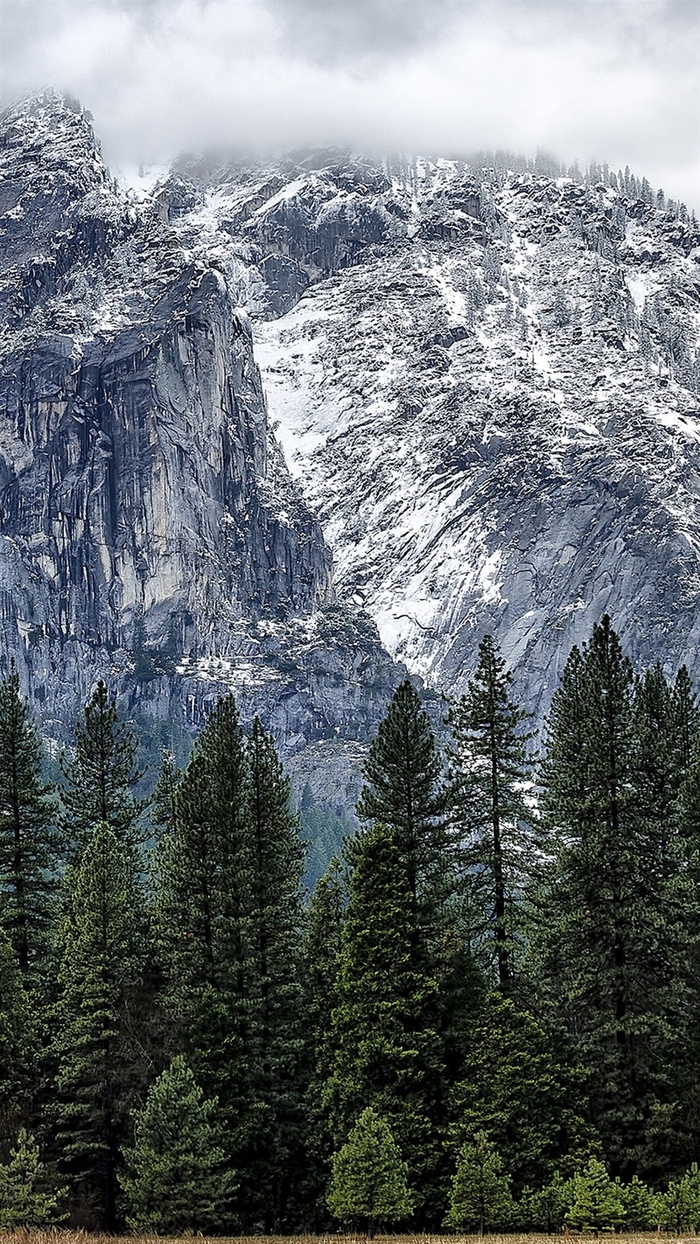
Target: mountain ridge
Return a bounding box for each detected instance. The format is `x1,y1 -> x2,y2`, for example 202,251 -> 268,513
1,88 -> 699,757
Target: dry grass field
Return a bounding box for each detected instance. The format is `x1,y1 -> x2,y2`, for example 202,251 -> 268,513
1,1234 -> 698,1244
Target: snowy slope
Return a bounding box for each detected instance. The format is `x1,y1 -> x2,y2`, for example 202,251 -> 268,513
162,153 -> 700,710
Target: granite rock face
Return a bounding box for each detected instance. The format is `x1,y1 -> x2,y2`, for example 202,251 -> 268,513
0,93 -> 402,788
160,147 -> 700,718
2,91 -> 700,806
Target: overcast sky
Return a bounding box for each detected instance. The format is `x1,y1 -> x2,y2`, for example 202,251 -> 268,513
3,0 -> 699,207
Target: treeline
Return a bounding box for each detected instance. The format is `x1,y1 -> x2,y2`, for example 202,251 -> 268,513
0,615 -> 699,1232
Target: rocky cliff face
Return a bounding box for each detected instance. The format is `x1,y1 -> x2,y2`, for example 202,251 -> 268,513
0,93 -> 402,794
2,91 -> 700,795
155,146 -> 700,717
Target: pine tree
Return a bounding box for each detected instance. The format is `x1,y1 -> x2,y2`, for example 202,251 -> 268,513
671,665 -> 700,770
53,822 -> 145,1229
153,694 -> 253,1196
357,679 -> 448,947
0,1127 -> 65,1226
301,857 -> 345,1226
619,1174 -> 658,1230
445,1131 -> 514,1233
242,716 -> 306,1228
657,1165 -> 700,1233
324,821 -> 445,1224
154,698 -> 306,1229
449,993 -> 595,1193
0,663 -> 58,973
566,1158 -> 625,1234
519,1172 -> 573,1234
327,1107 -> 413,1236
447,635 -> 534,992
633,663 -> 678,877
533,617 -> 677,1174
120,1056 -> 236,1232
0,927 -> 35,1151
61,681 -> 145,859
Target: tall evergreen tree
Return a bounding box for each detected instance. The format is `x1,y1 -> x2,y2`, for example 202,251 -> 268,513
0,926 -> 35,1153
533,617 -> 684,1175
153,695 -> 253,1198
0,663 -> 58,973
301,857 -> 345,1226
53,822 -> 145,1229
242,716 -> 306,1228
61,681 -> 144,859
154,698 -> 306,1229
325,821 -> 445,1223
447,635 -> 534,992
357,679 -> 448,946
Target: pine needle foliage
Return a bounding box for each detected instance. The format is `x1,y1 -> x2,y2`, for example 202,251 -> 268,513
445,1130 -> 514,1233
60,681 -> 145,860
327,1106 -> 413,1234
325,821 -> 444,1223
357,679 -> 449,943
120,1056 -> 236,1233
0,663 -> 58,974
53,822 -> 146,1229
533,616 -> 688,1174
0,1127 -> 65,1226
447,634 -> 534,992
565,1158 -> 626,1234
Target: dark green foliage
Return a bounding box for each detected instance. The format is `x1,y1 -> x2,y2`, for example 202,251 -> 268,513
1,635 -> 699,1226
0,928 -> 35,1152
327,1106 -> 413,1232
154,700 -> 307,1230
519,1172 -> 573,1233
120,1056 -> 236,1232
53,822 -> 146,1229
447,635 -> 534,992
449,993 -> 595,1193
533,616 -> 689,1175
445,1131 -> 514,1233
0,1127 -> 65,1226
61,681 -> 145,860
243,716 -> 306,1227
0,664 -> 58,973
300,857 -> 345,1225
565,1158 -> 625,1233
153,695 -> 254,1220
357,679 -> 448,947
325,821 -> 445,1223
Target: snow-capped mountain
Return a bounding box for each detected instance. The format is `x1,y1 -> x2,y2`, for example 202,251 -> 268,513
155,140 -> 700,715
1,88 -> 699,769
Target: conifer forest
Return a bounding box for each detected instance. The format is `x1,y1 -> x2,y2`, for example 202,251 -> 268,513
1,615 -> 700,1234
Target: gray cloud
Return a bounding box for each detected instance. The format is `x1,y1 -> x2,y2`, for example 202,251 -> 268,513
1,0 -> 698,208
